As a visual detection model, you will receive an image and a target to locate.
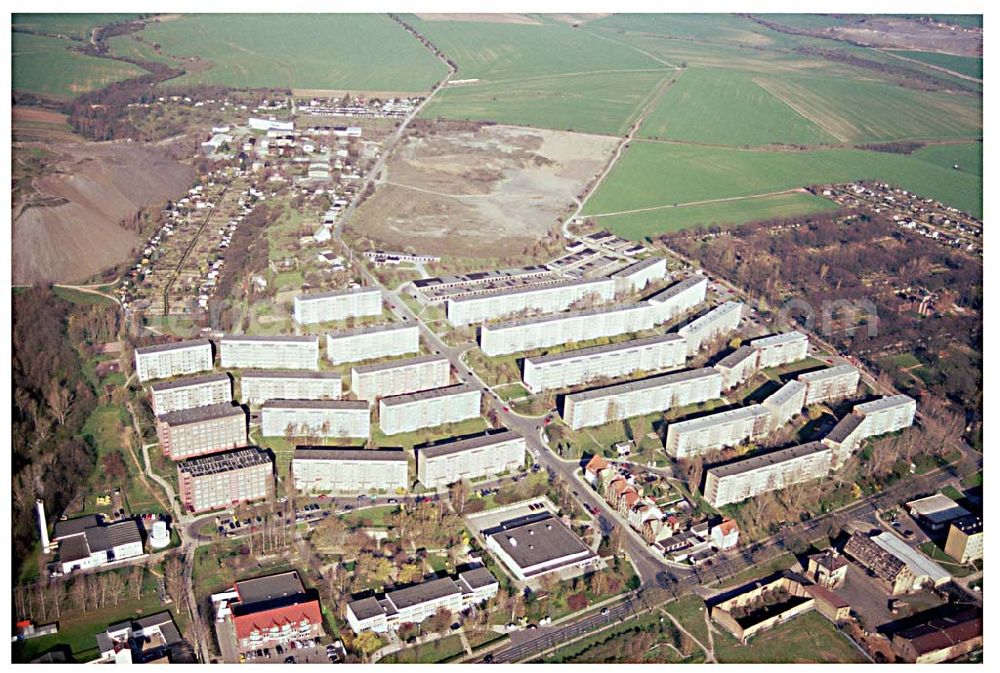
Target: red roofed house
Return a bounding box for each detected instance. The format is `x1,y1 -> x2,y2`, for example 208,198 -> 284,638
228,571 -> 324,652
710,518 -> 740,551
584,454 -> 610,485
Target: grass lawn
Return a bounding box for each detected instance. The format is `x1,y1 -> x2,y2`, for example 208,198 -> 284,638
715,552 -> 798,589
51,286 -> 117,306
918,541 -> 974,577
342,505 -> 400,529
495,383 -> 530,401
371,416 -> 490,454
12,31 -> 146,99
663,594 -> 711,646
381,633 -> 466,663
714,610 -> 866,663
961,471 -> 983,489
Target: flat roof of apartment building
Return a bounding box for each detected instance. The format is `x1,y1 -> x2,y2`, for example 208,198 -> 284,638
750,331 -> 807,349
177,447 -> 271,477
762,379 -> 807,407
235,571 -> 306,607
447,275 -> 613,304
669,404 -> 769,431
824,413 -> 865,444
708,441 -> 828,479
351,354 -> 448,375
379,382 -> 478,407
293,447 -> 407,462
261,399 -> 368,411
136,338 -> 211,355
158,402 -> 245,426
221,335 -> 318,344
327,321 -> 416,338
485,302 -> 651,331
525,333 -> 684,367
568,367 -> 720,402
295,287 -> 380,302
798,364 -> 859,383
854,394 -> 916,414
413,266 -> 550,290
149,372 -> 231,392
715,345 -> 756,369
241,370 -> 340,380
680,301 -> 743,332
609,256 -> 664,278
419,429 -> 522,460
645,275 -> 706,303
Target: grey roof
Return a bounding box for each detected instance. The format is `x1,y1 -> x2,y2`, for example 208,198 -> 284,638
679,301 -> 743,333
235,571 -> 306,606
708,441 -> 830,479
241,369 -> 340,380
567,367 -> 720,402
177,447 -> 272,477
413,265 -> 549,289
798,364 -> 859,383
485,513 -> 593,573
646,275 -> 706,303
135,339 -> 211,356
221,334 -> 318,344
762,380 -> 807,408
386,577 -> 461,610
149,373 -> 230,392
379,382 -> 478,408
293,447 -> 407,462
750,331 -> 807,349
458,566 -> 499,591
484,302 -> 650,331
716,345 -> 757,369
86,520 -> 143,553
261,399 -> 368,410
951,515 -> 982,535
525,333 -> 684,367
95,632 -> 115,654
669,404 -> 769,432
824,413 -> 865,444
610,256 -> 664,278
53,514 -> 102,540
854,394 -> 916,415
295,287 -> 380,302
906,494 -> 971,525
447,276 -> 611,304
157,402 -> 245,426
327,321 -> 416,338
351,354 -> 448,375
347,596 -> 385,621
58,534 -> 92,563
419,430 -> 522,460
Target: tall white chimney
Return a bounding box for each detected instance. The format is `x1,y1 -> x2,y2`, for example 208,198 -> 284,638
36,499 -> 51,553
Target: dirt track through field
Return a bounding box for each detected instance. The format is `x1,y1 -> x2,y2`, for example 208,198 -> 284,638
588,188 -> 809,218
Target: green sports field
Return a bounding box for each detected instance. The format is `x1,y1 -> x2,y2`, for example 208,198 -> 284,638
12,32 -> 147,99
886,50 -> 982,79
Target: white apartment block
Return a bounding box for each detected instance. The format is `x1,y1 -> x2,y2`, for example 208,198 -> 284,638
134,339 -> 214,383
678,301 -> 744,356
378,383 -> 482,436
645,275 -> 708,324
610,257 -> 667,294
351,355 -> 451,401
704,441 -> 833,507
798,365 -> 861,405
822,413 -> 867,469
220,335 -> 319,371
665,405 -> 772,459
239,371 -> 342,405
714,346 -> 759,390
416,430 -> 526,489
260,399 -> 370,438
855,395 -> 917,437
292,447 -> 408,494
446,277 -> 615,326
522,334 -> 686,393
750,331 -> 810,369
561,367 -> 723,430
760,379 -> 807,429
325,323 -> 419,365
293,287 -> 382,325
149,373 -> 232,416
479,302 -> 656,357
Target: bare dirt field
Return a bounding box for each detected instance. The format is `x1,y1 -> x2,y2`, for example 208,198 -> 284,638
348,122 -> 618,258
415,13 -> 542,25
810,17 -> 981,55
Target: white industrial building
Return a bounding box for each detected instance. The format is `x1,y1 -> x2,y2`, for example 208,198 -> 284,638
561,367 -> 723,430
703,441 -> 833,507
149,373 -> 232,415
134,339 -> 214,383
645,275 -> 708,324
665,404 -> 772,459
610,257 -> 667,293
714,346 -> 759,390
416,430 -> 526,489
446,277 -> 615,326
292,447 -> 409,494
378,383 -> 482,436
855,394 -> 917,437
239,370 -> 342,405
325,322 -> 419,365
220,335 -> 319,371
760,379 -> 807,429
750,331 -> 810,369
351,355 -> 451,401
260,399 -> 370,438
798,364 -> 861,405
678,301 -> 744,356
522,333 -> 686,393
52,517 -> 145,574
293,287 -> 382,325
249,117 -> 293,132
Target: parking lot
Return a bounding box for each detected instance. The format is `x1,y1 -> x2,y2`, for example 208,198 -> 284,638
215,619 -> 344,665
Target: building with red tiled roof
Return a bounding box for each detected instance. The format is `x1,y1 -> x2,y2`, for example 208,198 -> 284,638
226,571 -> 324,651
584,454 -> 610,484
804,584 -> 850,623
710,518 -> 740,550
890,607 -> 982,664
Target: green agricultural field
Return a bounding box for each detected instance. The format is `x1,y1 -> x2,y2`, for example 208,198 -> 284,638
12,32 -> 147,99
754,13 -> 857,30
885,50 -> 982,79
108,14 -> 447,92
13,13 -> 143,39
911,142 -> 982,177
586,13 -> 799,47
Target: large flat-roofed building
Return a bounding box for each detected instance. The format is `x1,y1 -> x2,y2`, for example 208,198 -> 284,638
261,399 -> 370,438
522,334 -> 686,393
610,257 -> 667,293
562,367 -> 723,430
446,277 -> 615,326
703,441 -> 832,507
345,568 -> 499,634
945,516 -> 983,564
798,364 -> 860,405
149,373 -> 232,415
413,266 -> 553,304
822,413 -> 867,469
750,331 -> 809,369
416,430 -> 525,489
325,323 -> 419,365
761,379 -> 807,430
906,494 -> 971,533
351,355 -> 450,401
645,275 -> 708,324
293,287 -> 382,325
479,302 -> 656,357
52,517 -> 145,574
134,339 -> 213,382
855,394 -> 917,437
177,447 -> 273,513
292,447 -> 408,494
665,405 -> 772,459
678,301 -> 743,356
156,403 -> 248,460
714,346 -> 759,390
378,383 -> 481,436
228,571 -> 323,651
482,512 -> 598,581
220,336 -> 319,371
240,371 -> 341,405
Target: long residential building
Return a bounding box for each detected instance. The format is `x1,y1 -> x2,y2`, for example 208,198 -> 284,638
177,447 -> 273,513
561,367 -> 723,430
156,403 -> 248,460
798,365 -> 861,405
293,287 -> 382,325
855,395 -> 917,437
645,275 -> 708,324
665,405 -> 772,459
292,447 -> 409,494
522,334 -> 686,393
714,346 -> 759,390
760,379 -> 807,429
610,257 -> 667,293
823,413 -> 867,469
416,430 -> 526,489
149,373 -> 232,416
220,336 -> 319,371
678,301 -> 743,356
749,331 -> 809,369
325,323 -> 419,365
351,355 -> 451,401
446,277 -> 615,326
703,441 -> 833,507
240,371 -> 341,405
260,399 -> 370,438
134,339 -> 214,382
378,383 -> 481,436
